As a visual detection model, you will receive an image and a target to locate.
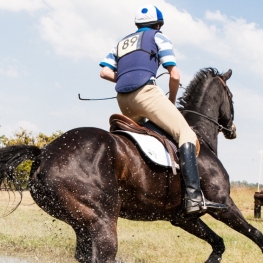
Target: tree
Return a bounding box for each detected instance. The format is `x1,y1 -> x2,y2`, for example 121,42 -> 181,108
0,128 -> 63,189
0,129 -> 63,148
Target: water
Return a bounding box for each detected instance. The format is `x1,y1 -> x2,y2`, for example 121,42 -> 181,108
0,257 -> 31,263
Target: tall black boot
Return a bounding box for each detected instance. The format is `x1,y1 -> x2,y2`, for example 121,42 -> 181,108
179,142 -> 227,214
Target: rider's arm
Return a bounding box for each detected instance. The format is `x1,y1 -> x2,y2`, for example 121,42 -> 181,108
155,32 -> 179,104
100,66 -> 117,83
166,65 -> 180,104
99,46 -> 118,83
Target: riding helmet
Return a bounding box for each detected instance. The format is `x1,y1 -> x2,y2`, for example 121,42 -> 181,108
134,4 -> 164,27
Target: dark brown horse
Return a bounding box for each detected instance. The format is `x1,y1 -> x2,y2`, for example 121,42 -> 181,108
1,68 -> 263,263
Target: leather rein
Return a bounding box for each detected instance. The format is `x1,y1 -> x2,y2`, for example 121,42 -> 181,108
180,109 -> 233,133
180,76 -> 235,134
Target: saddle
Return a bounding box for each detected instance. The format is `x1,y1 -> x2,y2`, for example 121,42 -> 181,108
109,114 -> 179,175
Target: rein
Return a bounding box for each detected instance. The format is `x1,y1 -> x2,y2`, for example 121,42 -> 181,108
79,72 -> 234,134
180,109 -> 234,133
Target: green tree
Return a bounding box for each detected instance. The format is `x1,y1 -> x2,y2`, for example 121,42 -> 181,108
0,128 -> 63,189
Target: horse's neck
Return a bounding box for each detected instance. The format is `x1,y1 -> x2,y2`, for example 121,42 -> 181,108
184,81 -> 221,154
190,117 -> 219,154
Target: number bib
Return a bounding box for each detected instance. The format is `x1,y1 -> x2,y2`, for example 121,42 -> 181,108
117,31 -> 144,59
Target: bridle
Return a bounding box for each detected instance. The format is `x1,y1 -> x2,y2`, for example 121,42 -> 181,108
180,76 -> 235,135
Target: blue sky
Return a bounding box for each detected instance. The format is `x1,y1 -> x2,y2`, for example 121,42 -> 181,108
1,0 -> 263,183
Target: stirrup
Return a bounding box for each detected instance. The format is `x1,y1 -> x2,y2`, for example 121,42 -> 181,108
201,191 -> 207,210
185,198 -> 203,214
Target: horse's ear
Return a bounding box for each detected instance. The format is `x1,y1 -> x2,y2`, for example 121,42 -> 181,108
222,69 -> 232,81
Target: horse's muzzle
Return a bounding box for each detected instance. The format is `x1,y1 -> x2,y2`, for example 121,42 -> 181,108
223,123 -> 237,139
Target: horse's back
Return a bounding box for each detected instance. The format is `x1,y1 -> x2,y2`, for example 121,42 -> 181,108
35,127 -> 116,178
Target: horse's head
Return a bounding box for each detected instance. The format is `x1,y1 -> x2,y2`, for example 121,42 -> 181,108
217,69 -> 236,140
178,67 -> 237,144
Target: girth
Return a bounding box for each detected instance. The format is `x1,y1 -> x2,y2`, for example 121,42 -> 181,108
109,114 -> 179,175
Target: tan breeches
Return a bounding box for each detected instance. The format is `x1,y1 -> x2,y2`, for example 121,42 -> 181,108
117,84 -> 197,147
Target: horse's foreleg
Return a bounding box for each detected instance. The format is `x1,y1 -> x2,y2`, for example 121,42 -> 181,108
171,217 -> 225,263
211,197 -> 263,253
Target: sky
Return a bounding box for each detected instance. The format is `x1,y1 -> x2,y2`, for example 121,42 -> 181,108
1,0 -> 263,183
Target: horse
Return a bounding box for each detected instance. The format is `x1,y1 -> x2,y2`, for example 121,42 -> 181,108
0,67 -> 263,263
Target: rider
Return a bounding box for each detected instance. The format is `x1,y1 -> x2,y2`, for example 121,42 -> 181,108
99,4 -> 226,215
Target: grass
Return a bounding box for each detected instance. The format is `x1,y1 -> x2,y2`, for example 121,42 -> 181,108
0,187 -> 263,263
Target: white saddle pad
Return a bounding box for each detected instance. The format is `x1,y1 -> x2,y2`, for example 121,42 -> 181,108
118,131 -> 180,170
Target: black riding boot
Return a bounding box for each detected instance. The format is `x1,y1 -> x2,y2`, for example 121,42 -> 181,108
179,142 -> 227,214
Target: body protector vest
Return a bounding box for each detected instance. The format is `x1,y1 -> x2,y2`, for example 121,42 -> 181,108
115,29 -> 160,93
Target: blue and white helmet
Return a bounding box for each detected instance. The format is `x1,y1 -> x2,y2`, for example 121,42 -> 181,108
135,5 -> 164,26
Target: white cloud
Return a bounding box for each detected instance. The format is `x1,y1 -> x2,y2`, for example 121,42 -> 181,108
0,65 -> 19,78
203,11 -> 263,74
2,0 -> 263,77
223,19 -> 263,74
6,66 -> 19,78
36,1 -> 206,61
0,0 -> 45,12
205,10 -> 227,22
36,1 -> 263,76
38,0 -> 150,60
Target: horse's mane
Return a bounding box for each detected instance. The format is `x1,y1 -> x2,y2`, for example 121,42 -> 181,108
177,67 -> 224,108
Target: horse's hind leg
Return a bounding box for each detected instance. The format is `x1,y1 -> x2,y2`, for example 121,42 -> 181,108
73,217 -> 118,263
89,219 -> 118,263
73,226 -> 92,263
211,197 -> 263,253
171,217 -> 225,263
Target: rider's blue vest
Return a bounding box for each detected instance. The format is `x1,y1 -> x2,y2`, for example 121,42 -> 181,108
115,29 -> 160,93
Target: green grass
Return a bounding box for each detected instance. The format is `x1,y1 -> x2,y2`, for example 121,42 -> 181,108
0,188 -> 263,263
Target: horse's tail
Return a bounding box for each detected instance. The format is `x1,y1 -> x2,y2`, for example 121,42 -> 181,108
0,145 -> 41,187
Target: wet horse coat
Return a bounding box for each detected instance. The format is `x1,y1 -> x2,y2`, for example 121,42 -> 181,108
1,68 -> 263,263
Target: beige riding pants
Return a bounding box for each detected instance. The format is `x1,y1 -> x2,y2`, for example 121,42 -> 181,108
117,84 -> 197,147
